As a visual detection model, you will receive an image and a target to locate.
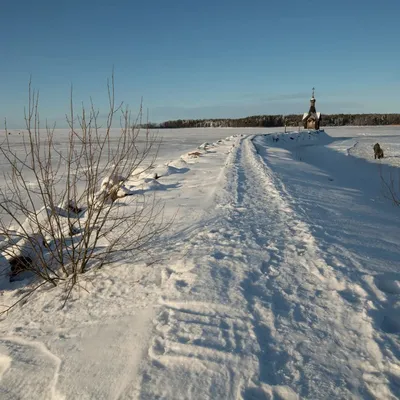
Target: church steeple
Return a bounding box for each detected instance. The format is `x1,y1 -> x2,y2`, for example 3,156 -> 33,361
302,87 -> 321,130
309,87 -> 316,113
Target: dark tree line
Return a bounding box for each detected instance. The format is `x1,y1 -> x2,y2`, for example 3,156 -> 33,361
154,114 -> 400,129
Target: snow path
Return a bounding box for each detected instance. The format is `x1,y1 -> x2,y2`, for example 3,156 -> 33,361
138,134 -> 398,399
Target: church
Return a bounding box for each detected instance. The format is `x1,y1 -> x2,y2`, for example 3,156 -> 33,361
302,88 -> 321,130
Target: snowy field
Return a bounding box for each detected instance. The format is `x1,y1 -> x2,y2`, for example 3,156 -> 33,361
0,126 -> 400,399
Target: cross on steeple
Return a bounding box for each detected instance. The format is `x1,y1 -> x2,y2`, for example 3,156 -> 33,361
312,87 -> 315,98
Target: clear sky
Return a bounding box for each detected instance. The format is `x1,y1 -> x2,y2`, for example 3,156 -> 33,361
1,0 -> 400,127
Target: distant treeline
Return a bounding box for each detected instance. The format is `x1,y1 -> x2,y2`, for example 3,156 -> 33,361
148,114 -> 400,129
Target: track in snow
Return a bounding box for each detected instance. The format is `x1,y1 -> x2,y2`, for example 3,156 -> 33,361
138,135 -> 396,399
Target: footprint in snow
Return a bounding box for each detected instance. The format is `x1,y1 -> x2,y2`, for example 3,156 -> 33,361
338,289 -> 363,305
381,314 -> 400,334
374,274 -> 400,295
213,251 -> 226,260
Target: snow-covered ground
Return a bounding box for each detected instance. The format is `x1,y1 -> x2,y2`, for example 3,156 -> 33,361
0,126 -> 400,399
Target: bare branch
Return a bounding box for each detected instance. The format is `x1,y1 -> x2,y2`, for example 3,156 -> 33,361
0,75 -> 169,311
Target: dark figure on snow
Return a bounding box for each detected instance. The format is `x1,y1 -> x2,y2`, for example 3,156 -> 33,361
373,143 -> 384,159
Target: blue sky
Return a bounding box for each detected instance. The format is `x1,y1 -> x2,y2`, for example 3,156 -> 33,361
1,0 -> 400,127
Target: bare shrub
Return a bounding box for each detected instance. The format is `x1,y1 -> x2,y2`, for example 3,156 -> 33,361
0,76 -> 168,311
380,167 -> 400,207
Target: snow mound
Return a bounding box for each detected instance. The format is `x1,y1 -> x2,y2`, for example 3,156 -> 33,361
101,173 -> 125,189
169,158 -> 188,169
180,151 -> 205,162
17,204 -> 82,239
152,163 -> 190,178
140,178 -> 166,191
198,142 -> 218,151
2,233 -> 46,262
262,130 -> 333,148
198,142 -> 212,150
130,166 -> 148,180
91,173 -> 134,207
116,184 -> 134,197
